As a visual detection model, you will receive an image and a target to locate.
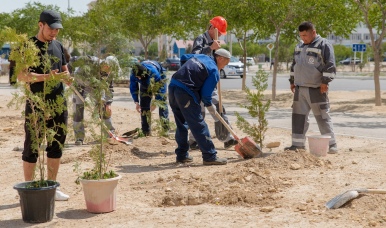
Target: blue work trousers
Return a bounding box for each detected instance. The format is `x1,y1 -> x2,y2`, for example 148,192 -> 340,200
139,92 -> 169,134
168,85 -> 217,161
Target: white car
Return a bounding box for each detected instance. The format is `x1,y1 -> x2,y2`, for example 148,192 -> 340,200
220,56 -> 245,78
246,57 -> 255,65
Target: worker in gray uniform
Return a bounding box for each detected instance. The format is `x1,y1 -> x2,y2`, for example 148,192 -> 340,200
72,55 -> 118,145
285,21 -> 338,154
189,16 -> 238,150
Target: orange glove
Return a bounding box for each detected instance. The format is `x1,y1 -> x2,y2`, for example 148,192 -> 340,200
320,84 -> 328,94
290,84 -> 295,93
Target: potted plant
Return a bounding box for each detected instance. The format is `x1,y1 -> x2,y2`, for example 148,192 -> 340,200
71,55 -> 122,214
1,28 -> 64,223
69,1 -> 133,213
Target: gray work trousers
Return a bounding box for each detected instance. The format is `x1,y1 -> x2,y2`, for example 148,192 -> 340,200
188,89 -> 234,143
291,86 -> 336,147
72,92 -> 115,140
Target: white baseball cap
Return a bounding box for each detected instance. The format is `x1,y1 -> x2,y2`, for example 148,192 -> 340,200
214,48 -> 231,59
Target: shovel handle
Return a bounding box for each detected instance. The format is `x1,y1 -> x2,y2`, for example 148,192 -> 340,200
70,85 -> 86,103
214,111 -> 242,145
365,189 -> 386,194
214,28 -> 223,114
70,85 -> 125,144
217,80 -> 223,114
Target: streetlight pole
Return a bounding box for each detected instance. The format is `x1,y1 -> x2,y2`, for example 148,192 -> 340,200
68,0 -> 70,13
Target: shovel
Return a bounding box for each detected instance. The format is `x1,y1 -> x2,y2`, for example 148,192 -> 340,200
214,74 -> 230,141
213,27 -> 230,142
122,128 -> 139,137
71,86 -> 132,145
214,111 -> 262,159
325,188 -> 386,209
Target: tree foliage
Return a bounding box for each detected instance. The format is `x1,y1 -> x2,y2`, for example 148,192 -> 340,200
205,0 -> 267,90
351,0 -> 386,106
1,2 -> 68,39
235,70 -> 271,148
1,0 -> 383,105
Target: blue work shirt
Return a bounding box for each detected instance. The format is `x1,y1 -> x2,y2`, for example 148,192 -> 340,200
169,54 -> 219,106
129,62 -> 166,103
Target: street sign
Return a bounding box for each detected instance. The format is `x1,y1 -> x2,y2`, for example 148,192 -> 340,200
352,44 -> 366,52
267,43 -> 274,50
266,43 -> 274,70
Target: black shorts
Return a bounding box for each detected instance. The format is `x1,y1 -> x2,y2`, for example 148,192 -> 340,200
22,100 -> 68,163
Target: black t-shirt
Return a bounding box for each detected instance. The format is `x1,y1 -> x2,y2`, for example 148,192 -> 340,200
29,36 -> 67,98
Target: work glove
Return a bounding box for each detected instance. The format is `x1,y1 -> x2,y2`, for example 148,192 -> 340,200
206,105 -> 219,122
320,83 -> 328,94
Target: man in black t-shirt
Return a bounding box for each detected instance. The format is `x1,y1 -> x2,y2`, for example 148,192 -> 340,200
17,10 -> 72,201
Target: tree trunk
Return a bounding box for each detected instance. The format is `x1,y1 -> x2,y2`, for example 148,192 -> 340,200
373,49 -> 382,106
241,31 -> 247,91
271,29 -> 281,101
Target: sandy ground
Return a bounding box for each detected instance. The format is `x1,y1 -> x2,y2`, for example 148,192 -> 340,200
0,73 -> 386,228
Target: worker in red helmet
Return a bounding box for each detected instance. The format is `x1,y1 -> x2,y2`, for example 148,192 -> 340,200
210,16 -> 227,35
189,16 -> 238,151
192,16 -> 227,55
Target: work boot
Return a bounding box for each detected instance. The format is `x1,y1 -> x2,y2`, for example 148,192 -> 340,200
284,145 -> 305,151
328,143 -> 338,154
189,142 -> 199,150
203,157 -> 227,166
176,155 -> 193,163
75,139 -> 83,145
224,138 -> 238,149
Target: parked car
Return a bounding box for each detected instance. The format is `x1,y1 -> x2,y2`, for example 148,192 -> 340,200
339,57 -> 361,65
162,58 -> 181,71
246,57 -> 255,66
368,57 -> 386,62
220,56 -> 245,78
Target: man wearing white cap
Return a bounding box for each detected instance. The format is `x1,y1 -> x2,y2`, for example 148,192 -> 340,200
168,49 -> 231,165
189,16 -> 238,150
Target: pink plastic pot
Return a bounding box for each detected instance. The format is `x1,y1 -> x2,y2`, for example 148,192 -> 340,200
80,175 -> 121,213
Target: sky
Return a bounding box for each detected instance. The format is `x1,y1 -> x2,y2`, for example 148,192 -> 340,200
1,0 -> 92,15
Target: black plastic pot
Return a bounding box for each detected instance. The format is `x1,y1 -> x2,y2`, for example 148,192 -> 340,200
13,181 -> 59,223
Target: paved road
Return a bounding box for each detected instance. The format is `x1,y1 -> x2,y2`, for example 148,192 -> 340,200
219,72 -> 386,91
166,68 -> 386,140
227,105 -> 386,141
1,74 -> 385,141
215,68 -> 386,140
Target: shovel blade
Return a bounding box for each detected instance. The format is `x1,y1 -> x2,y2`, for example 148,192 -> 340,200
122,128 -> 139,137
235,137 -> 262,159
325,190 -> 359,209
108,131 -> 132,145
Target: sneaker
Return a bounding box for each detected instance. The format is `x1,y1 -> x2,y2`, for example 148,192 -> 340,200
55,189 -> 69,201
203,157 -> 227,166
224,138 -> 238,149
189,142 -> 199,150
284,145 -> 305,151
75,139 -> 83,145
176,155 -> 193,163
328,143 -> 338,154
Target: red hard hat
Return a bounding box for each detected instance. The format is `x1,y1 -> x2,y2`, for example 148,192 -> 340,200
210,16 -> 227,35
